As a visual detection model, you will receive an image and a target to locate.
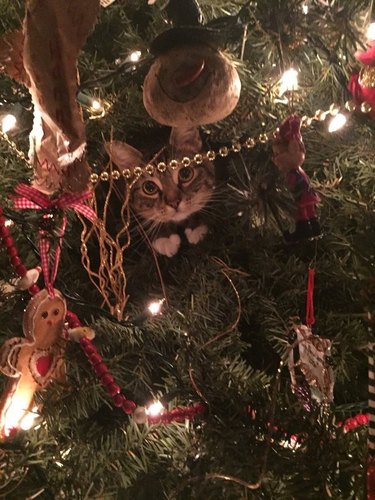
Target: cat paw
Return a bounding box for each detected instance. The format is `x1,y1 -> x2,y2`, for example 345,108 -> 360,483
153,234 -> 181,257
185,225 -> 208,245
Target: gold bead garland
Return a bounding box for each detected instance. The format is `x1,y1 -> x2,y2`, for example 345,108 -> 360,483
0,100 -> 372,185
91,100 -> 364,184
0,130 -> 30,167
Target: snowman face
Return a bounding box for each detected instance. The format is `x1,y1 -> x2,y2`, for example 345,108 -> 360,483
33,296 -> 65,348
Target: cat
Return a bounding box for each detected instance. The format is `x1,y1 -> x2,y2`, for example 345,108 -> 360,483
106,126 -> 215,257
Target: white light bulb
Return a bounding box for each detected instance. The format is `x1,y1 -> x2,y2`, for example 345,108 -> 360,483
367,22 -> 375,40
148,299 -> 164,315
302,3 -> 308,14
1,114 -> 17,134
279,68 -> 298,96
91,100 -> 102,111
328,113 -> 347,132
146,401 -> 164,417
4,219 -> 13,227
129,50 -> 142,63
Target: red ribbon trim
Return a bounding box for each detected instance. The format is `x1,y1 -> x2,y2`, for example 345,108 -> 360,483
12,184 -> 96,295
306,268 -> 316,327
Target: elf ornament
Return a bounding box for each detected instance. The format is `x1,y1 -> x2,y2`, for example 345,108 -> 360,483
347,41 -> 375,118
272,115 -> 321,242
0,289 -> 67,438
143,0 -> 241,127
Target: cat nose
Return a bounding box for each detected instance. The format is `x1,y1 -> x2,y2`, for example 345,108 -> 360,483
166,199 -> 180,210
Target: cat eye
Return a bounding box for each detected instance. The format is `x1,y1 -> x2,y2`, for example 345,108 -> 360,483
178,166 -> 194,183
142,180 -> 159,195
41,311 -> 48,319
53,309 -> 60,316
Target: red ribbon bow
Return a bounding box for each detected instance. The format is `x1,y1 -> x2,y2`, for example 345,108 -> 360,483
12,184 -> 96,296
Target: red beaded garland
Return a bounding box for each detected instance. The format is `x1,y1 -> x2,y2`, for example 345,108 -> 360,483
107,383 -> 121,397
10,255 -> 21,267
83,344 -> 96,356
113,394 -> 125,407
88,352 -> 102,366
100,373 -> 114,386
79,336 -> 91,347
122,400 -> 136,414
15,264 -> 27,276
94,363 -> 108,377
0,207 -> 206,425
0,226 -> 10,238
29,284 -> 40,295
3,236 -> 14,247
6,246 -> 18,257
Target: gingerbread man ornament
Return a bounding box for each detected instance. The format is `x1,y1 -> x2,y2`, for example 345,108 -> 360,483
0,288 -> 67,438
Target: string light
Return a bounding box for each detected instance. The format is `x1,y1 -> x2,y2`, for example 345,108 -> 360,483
1,114 -> 17,134
148,298 -> 165,316
328,113 -> 347,132
76,92 -> 107,118
91,100 -> 102,111
279,68 -> 298,95
302,4 -> 309,14
2,392 -> 35,436
146,401 -> 164,417
367,22 -> 375,40
128,50 -> 142,63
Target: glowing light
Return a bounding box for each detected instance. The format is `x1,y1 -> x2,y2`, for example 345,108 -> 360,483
4,219 -> 14,228
146,401 -> 164,417
61,447 -> 72,459
1,114 -> 17,134
129,50 -> 142,63
91,100 -> 103,111
20,407 -> 39,431
302,4 -> 308,14
2,390 -> 35,436
328,113 -> 347,132
367,22 -> 375,40
280,435 -> 301,450
148,299 -> 165,316
279,68 -> 298,96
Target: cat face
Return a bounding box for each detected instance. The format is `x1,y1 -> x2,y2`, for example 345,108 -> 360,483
131,161 -> 214,223
106,127 -> 215,224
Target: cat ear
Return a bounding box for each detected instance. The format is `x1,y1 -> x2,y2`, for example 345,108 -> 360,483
105,141 -> 143,169
169,127 -> 202,153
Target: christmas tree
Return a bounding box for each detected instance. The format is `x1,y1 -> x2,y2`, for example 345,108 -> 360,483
0,0 -> 374,498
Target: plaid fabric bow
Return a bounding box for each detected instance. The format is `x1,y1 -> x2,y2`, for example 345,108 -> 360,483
12,184 -> 96,296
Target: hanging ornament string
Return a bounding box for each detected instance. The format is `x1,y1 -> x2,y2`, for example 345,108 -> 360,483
11,184 -> 96,296
306,267 -> 316,327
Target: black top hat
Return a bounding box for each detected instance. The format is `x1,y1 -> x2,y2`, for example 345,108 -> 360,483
150,26 -> 222,55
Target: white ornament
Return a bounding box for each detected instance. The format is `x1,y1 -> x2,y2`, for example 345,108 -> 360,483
15,267 -> 41,290
68,326 -> 95,342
